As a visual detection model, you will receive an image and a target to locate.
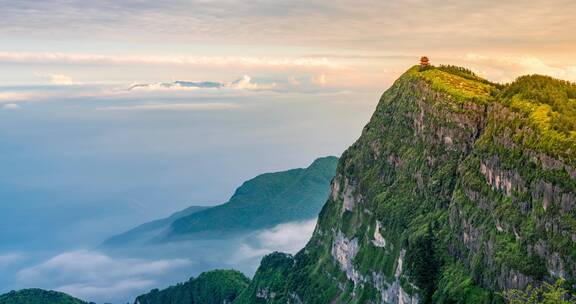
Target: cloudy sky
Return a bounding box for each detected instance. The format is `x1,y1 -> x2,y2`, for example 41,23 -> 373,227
0,0 -> 575,302
1,0 -> 575,87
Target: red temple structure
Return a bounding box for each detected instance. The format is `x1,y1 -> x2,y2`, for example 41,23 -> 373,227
420,56 -> 430,68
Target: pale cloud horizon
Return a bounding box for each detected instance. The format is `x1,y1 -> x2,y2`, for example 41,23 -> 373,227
15,250 -> 191,302
98,103 -> 241,111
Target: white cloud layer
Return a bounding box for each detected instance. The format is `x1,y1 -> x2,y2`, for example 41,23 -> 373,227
235,219 -> 316,262
255,219 -> 316,253
16,250 -> 190,301
9,219 -> 318,302
2,103 -> 21,110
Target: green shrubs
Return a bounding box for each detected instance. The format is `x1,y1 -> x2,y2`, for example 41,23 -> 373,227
433,263 -> 496,304
501,279 -> 576,304
135,269 -> 250,304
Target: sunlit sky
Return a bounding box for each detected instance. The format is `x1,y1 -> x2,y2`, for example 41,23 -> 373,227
1,0 -> 575,301
1,0 -> 575,88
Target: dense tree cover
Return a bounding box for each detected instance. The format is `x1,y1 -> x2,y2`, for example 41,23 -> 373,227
499,75 -> 576,162
502,75 -> 576,132
0,289 -> 88,304
437,65 -> 499,87
405,225 -> 441,304
135,270 -> 250,304
505,75 -> 576,133
234,252 -> 297,304
501,279 -> 575,304
168,156 -> 338,237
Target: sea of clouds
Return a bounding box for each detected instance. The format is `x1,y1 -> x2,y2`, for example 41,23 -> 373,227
0,219 -> 317,303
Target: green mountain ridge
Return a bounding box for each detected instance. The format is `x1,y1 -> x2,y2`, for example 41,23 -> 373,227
168,156 -> 339,238
134,270 -> 250,304
0,289 -> 88,304
104,206 -> 209,246
104,156 -> 338,245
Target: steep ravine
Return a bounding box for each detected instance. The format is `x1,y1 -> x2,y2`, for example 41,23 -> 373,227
235,66 -> 576,304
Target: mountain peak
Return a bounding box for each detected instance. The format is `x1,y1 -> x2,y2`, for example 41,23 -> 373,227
236,65 -> 576,303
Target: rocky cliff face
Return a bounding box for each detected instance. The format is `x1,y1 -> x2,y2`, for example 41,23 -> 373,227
235,66 -> 576,304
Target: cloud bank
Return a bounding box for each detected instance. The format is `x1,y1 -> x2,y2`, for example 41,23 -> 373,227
16,250 -> 190,301
235,219 -> 317,262
8,219 -> 318,302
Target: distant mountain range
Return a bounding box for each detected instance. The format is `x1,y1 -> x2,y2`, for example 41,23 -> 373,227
103,206 -> 209,246
103,156 -> 338,246
127,75 -> 263,91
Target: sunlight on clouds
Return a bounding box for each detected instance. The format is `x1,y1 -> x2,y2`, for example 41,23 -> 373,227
0,52 -> 344,70
97,103 -> 240,111
0,92 -> 39,102
462,54 -> 576,83
34,73 -> 78,85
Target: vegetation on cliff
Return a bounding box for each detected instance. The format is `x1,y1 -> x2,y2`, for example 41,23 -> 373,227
502,279 -> 575,304
135,270 -> 250,304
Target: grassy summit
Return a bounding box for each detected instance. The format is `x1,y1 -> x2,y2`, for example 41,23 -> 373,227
404,64 -> 496,104
407,65 -> 575,164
